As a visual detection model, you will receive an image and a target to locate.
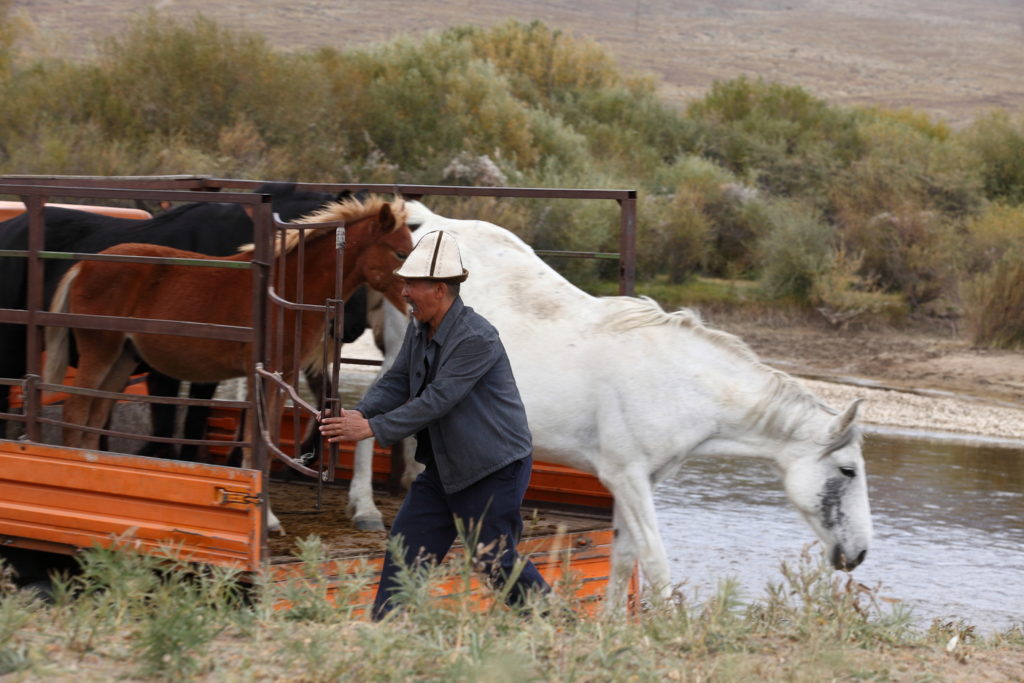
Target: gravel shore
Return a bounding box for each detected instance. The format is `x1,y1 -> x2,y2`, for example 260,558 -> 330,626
802,377 -> 1024,444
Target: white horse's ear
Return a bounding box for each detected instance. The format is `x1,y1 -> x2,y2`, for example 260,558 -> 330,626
829,398 -> 864,441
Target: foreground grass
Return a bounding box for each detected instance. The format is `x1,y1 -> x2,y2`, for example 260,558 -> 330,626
2,542 -> 1022,682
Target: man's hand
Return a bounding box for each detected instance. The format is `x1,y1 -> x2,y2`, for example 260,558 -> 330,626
319,409 -> 374,443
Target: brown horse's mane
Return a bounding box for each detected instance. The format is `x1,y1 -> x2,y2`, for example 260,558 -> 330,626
238,196 -> 407,256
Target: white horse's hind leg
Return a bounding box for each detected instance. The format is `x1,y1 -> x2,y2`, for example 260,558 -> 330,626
346,436 -> 420,529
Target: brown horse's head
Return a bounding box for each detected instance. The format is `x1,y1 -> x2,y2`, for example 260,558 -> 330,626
359,199 -> 413,312
315,196 -> 412,314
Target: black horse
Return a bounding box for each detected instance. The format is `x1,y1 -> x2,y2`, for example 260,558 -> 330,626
0,183 -> 371,458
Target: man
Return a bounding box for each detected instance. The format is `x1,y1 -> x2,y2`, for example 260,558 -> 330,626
319,230 -> 549,619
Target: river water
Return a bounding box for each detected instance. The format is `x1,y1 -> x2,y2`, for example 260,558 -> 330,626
654,432 -> 1024,633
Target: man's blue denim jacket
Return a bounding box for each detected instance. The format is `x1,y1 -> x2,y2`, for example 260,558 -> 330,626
355,297 -> 532,493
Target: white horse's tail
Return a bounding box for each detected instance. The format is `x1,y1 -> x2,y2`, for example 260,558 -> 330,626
43,265 -> 80,386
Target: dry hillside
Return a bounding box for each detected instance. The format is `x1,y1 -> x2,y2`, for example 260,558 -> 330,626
14,0 -> 1024,125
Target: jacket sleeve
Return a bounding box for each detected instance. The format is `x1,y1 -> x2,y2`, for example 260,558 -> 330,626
366,333 -> 498,446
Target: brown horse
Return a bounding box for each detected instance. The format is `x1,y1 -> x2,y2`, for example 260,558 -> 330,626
43,196 -> 412,533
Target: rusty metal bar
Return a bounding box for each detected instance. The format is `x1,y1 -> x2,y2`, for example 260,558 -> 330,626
253,367 -> 320,479
23,196 -> 45,442
37,251 -> 250,269
36,415 -> 249,449
201,178 -> 637,201
534,250 -> 620,260
0,183 -> 263,205
265,289 -> 328,314
261,437 -> 319,478
291,226 -> 306,461
0,174 -> 211,190
328,224 -> 346,485
3,176 -> 637,200
25,311 -> 251,342
618,196 -> 637,296
36,381 -> 248,409
249,203 -> 273,561
338,358 -> 383,367
0,250 -> 253,268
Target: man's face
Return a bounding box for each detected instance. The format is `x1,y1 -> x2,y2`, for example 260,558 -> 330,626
402,279 -> 445,324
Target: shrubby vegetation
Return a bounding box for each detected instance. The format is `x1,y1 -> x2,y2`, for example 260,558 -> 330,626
1,5 -> 1022,346
2,540 -> 1020,680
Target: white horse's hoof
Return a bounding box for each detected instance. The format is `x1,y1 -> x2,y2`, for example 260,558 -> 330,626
268,509 -> 286,537
354,517 -> 385,532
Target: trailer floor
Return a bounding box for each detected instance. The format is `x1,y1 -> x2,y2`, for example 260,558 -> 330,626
266,480 -> 612,564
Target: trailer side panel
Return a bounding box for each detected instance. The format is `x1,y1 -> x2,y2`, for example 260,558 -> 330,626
0,440 -> 264,571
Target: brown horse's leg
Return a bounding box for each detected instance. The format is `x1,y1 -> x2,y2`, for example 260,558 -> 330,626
82,346 -> 140,451
64,330 -> 132,450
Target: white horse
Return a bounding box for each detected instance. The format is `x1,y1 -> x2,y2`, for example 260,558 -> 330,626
398,200 -> 872,608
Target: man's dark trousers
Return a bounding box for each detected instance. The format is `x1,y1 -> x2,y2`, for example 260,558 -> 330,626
371,455 -> 549,619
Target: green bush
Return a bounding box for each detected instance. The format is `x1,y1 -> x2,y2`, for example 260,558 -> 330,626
961,204 -> 1024,348
842,207 -> 959,308
686,76 -> 863,198
636,186 -> 714,283
959,203 -> 1024,274
961,109 -> 1024,204
964,248 -> 1024,349
757,200 -> 837,302
649,156 -> 767,277
831,110 -> 982,221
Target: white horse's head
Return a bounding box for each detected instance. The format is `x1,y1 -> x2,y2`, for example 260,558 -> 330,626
781,399 -> 872,570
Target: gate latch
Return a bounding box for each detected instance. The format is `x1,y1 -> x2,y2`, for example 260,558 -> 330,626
216,488 -> 262,506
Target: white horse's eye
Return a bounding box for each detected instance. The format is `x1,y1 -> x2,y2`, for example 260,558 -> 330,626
839,466 -> 856,478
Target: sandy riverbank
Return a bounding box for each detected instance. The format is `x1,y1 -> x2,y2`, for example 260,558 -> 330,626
718,317 -> 1024,445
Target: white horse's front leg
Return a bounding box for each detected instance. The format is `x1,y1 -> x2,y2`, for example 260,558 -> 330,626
347,437 -> 385,531
601,467 -> 672,606
605,502 -> 639,612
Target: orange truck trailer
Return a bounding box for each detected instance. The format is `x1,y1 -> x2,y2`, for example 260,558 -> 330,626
0,178 -> 638,613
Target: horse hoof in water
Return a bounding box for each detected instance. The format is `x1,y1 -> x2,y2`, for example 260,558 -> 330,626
354,517 -> 386,532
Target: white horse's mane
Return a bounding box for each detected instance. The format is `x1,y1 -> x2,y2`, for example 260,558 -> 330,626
602,296 -> 840,436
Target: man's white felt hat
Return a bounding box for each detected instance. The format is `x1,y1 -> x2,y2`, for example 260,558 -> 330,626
394,230 -> 469,282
